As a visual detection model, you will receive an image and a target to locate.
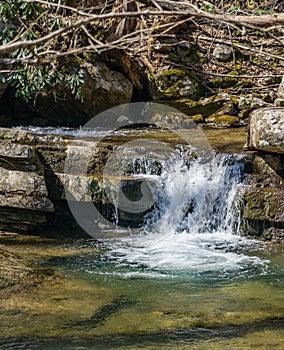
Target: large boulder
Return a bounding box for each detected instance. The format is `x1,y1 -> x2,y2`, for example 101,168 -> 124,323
33,61 -> 133,125
1,61 -> 133,127
248,108 -> 284,154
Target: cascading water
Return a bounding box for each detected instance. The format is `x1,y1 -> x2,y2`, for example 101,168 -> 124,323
101,151 -> 269,280
13,124 -> 270,279
146,151 -> 244,235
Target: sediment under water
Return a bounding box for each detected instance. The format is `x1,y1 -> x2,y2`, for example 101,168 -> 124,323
0,128 -> 283,349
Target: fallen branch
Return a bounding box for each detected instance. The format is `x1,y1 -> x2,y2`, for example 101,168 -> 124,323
0,6 -> 283,56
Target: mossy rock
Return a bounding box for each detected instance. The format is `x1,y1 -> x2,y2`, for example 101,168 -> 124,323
208,77 -> 238,89
241,188 -> 284,222
206,115 -> 240,128
192,114 -> 204,123
149,68 -> 204,100
167,93 -> 233,118
206,101 -> 235,119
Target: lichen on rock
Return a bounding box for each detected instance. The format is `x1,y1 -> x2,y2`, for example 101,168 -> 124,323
149,68 -> 203,100
248,108 -> 284,154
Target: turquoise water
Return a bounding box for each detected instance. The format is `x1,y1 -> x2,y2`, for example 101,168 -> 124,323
0,235 -> 283,350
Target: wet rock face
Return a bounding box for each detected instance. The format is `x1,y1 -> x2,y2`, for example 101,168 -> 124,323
248,108 -> 284,154
240,154 -> 284,242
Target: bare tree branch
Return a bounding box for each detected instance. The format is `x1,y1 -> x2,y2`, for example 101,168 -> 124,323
0,2 -> 283,57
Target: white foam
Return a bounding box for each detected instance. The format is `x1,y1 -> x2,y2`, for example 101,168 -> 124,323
102,152 -> 270,279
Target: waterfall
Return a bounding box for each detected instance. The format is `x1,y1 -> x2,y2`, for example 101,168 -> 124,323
145,151 -> 244,236
103,151 -> 269,279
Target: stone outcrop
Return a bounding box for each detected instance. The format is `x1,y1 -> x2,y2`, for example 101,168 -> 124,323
149,68 -> 203,101
0,60 -> 133,127
0,126 -> 169,233
241,109 -> 284,242
0,128 -> 54,232
240,154 -> 284,242
248,107 -> 284,154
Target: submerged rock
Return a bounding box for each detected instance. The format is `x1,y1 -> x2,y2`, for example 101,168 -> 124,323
0,244 -> 53,293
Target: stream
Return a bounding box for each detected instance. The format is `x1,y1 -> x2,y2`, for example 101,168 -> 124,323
0,126 -> 283,349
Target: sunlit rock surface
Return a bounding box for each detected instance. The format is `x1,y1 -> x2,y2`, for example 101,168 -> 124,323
248,108 -> 284,154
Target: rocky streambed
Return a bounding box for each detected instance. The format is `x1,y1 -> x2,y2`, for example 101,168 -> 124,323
0,107 -> 283,350
0,108 -> 283,240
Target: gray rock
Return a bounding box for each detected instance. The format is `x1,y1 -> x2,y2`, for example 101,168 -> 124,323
149,68 -> 203,100
0,142 -> 35,162
238,96 -> 251,110
0,127 -> 35,144
0,163 -> 53,212
250,97 -> 267,109
30,61 -> 133,125
0,136 -> 54,232
212,44 -> 232,62
248,108 -> 284,154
